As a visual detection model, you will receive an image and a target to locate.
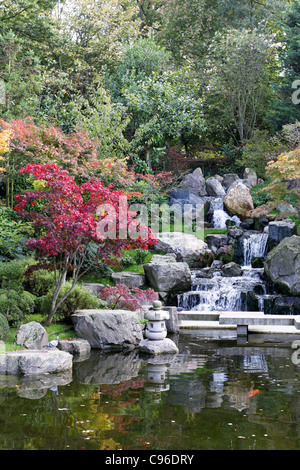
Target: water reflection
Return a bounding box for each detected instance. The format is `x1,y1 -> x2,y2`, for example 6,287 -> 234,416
1,331 -> 300,450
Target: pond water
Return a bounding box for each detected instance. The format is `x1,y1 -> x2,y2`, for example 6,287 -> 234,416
1,330 -> 300,451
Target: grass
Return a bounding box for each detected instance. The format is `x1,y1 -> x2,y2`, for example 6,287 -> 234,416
3,314 -> 76,352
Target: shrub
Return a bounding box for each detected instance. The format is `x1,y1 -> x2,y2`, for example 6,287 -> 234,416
0,257 -> 36,291
41,283 -> 101,322
99,284 -> 158,311
0,289 -> 36,327
0,313 -> 9,341
26,269 -> 56,297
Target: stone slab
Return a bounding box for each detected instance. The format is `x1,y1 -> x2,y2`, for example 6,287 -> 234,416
0,349 -> 73,376
138,338 -> 179,356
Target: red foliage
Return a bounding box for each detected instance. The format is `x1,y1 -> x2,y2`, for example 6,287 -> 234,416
0,118 -> 99,179
163,147 -> 190,174
100,283 -> 158,311
14,163 -> 157,261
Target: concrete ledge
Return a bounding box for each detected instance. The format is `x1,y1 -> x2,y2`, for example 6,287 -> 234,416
219,312 -> 296,326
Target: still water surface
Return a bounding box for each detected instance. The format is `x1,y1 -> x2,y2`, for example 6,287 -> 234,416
1,330 -> 300,450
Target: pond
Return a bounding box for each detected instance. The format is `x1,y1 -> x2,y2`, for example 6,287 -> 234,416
1,330 -> 300,451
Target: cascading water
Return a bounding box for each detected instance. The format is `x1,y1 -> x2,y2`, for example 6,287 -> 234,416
209,198 -> 241,229
242,232 -> 268,267
178,268 -> 266,312
178,231 -> 270,313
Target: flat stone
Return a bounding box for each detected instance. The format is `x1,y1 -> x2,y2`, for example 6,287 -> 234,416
58,338 -> 91,355
0,349 -> 73,376
111,271 -> 145,288
81,283 -> 105,296
138,338 -> 179,355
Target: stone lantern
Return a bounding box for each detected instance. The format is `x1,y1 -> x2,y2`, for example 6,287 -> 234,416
139,300 -> 179,355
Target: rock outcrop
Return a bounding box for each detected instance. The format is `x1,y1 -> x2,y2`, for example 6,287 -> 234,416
72,309 -> 144,351
224,182 -> 254,219
264,235 -> 300,296
16,321 -> 48,350
153,232 -> 213,268
0,349 -> 73,375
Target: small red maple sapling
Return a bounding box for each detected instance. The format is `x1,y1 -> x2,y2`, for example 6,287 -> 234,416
14,163 -> 157,326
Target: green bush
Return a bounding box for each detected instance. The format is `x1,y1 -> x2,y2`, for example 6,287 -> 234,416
41,283 -> 101,322
0,289 -> 36,327
0,313 -> 9,341
0,204 -> 34,262
251,184 -> 275,207
27,269 -> 56,297
0,257 -> 36,291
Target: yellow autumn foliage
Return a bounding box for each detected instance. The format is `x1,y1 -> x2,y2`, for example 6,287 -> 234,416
266,148 -> 300,181
0,128 -> 11,172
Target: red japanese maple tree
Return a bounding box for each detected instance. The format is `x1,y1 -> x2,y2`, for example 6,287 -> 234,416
15,163 -> 156,325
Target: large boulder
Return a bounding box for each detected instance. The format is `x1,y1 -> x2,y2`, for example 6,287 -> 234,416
222,173 -> 240,190
177,168 -> 207,196
153,232 -> 213,268
264,235 -> 300,296
111,271 -> 145,288
268,219 -> 297,248
143,258 -> 191,293
72,310 -> 144,351
205,177 -> 226,197
224,182 -> 254,219
16,321 -> 48,350
0,349 -> 73,376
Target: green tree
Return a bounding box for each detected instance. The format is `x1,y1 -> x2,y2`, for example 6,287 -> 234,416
203,28 -> 279,143
267,0 -> 300,131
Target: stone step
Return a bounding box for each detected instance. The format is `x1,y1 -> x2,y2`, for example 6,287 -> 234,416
178,311 -> 220,322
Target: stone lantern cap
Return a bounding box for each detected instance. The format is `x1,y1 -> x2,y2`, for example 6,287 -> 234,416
144,300 -> 169,321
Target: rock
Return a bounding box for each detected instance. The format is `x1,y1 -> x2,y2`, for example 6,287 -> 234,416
251,257 -> 265,268
240,218 -> 254,229
224,182 -> 254,219
16,321 -> 48,350
205,234 -> 229,254
205,177 -> 226,197
150,253 -> 177,263
153,232 -> 213,268
111,271 -> 145,288
268,219 -> 297,247
0,349 -> 73,376
58,338 -> 91,355
264,235 -> 300,295
221,262 -> 242,277
82,283 -> 105,296
177,168 -> 207,196
227,227 -> 244,239
143,260 -> 191,293
215,245 -> 234,263
222,173 -> 240,190
213,174 -> 224,183
228,178 -> 253,190
275,203 -> 297,214
72,309 -> 144,351
138,338 -> 179,356
243,168 -> 258,187
163,306 -> 179,333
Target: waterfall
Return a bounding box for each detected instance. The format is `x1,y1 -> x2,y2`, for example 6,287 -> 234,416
210,197 -> 241,229
242,232 -> 268,267
178,269 -> 266,312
